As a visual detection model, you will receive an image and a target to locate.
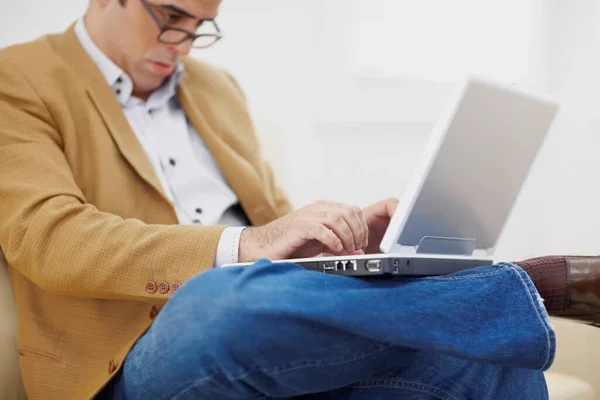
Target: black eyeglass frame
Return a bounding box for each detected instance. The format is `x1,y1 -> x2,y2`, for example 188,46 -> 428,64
139,0 -> 223,49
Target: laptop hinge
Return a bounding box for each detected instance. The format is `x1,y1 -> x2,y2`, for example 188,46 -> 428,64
416,236 -> 478,256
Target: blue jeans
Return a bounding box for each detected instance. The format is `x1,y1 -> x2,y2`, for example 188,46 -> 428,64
103,260 -> 555,399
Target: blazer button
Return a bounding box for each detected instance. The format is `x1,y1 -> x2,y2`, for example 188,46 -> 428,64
149,305 -> 159,320
146,281 -> 157,294
171,283 -> 181,293
108,359 -> 118,374
158,282 -> 169,294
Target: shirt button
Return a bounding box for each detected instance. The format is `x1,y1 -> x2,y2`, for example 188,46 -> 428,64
158,282 -> 170,294
146,281 -> 157,294
116,77 -> 123,84
115,89 -> 122,95
169,158 -> 176,166
171,283 -> 181,293
195,208 -> 203,214
149,305 -> 159,319
108,359 -> 117,374
192,219 -> 201,224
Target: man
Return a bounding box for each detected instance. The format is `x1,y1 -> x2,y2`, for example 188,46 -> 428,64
0,0 -> 598,399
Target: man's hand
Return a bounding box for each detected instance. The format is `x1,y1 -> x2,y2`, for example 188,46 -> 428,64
362,197 -> 399,254
238,198 -> 400,263
239,200 -> 369,262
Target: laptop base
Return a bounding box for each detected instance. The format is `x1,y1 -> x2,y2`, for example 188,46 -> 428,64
294,254 -> 495,277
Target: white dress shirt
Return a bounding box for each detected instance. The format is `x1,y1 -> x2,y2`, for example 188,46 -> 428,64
75,19 -> 246,267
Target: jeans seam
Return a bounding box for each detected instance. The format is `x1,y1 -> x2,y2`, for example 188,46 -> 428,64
408,265 -> 511,281
349,378 -> 461,400
170,342 -> 396,399
506,263 -> 554,370
267,342 -> 395,374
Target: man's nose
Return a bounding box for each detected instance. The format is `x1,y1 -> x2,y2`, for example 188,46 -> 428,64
168,39 -> 193,56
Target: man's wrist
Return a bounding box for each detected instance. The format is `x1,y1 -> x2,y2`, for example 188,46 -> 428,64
238,227 -> 263,263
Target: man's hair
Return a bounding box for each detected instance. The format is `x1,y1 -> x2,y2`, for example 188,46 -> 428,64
88,0 -> 127,6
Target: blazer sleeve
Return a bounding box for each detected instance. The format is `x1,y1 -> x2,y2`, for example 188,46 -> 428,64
0,58 -> 226,302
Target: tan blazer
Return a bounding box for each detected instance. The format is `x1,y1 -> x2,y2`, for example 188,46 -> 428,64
0,24 -> 292,400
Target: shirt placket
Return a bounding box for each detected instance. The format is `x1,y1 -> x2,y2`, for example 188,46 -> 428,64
153,106 -> 208,226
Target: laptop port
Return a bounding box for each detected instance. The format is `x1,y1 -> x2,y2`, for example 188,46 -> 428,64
365,260 -> 381,272
336,261 -> 344,271
346,260 -> 357,271
323,262 -> 336,271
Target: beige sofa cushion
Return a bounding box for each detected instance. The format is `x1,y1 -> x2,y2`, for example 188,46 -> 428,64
546,371 -> 595,399
0,252 -> 27,400
547,317 -> 600,398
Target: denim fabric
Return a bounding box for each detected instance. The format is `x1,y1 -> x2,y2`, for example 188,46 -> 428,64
103,260 -> 554,399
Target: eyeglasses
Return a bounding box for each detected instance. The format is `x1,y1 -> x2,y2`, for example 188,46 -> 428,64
139,0 -> 223,49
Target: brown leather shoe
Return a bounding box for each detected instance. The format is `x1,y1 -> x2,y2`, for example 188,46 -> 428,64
557,256 -> 600,327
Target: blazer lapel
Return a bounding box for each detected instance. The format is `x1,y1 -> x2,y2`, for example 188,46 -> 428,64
54,24 -> 170,204
177,82 -> 278,225
85,83 -> 170,202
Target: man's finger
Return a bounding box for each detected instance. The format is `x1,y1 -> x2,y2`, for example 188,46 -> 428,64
323,211 -> 355,253
339,206 -> 366,251
357,208 -> 369,249
310,224 -> 343,253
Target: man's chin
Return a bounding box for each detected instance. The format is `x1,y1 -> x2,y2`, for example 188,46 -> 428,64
131,78 -> 164,99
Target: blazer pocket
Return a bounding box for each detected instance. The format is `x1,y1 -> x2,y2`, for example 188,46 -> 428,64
19,347 -> 61,362
19,329 -> 70,362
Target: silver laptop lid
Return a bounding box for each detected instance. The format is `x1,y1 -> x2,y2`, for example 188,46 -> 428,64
380,76 -> 559,257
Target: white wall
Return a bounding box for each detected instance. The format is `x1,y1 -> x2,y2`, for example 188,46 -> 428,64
2,0 -> 600,261
507,0 -> 600,259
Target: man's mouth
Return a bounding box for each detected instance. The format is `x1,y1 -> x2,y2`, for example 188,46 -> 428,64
150,61 -> 175,76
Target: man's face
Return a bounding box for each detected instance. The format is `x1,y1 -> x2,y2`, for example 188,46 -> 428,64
102,0 -> 222,98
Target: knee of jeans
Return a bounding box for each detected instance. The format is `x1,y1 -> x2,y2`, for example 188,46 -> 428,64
167,260 -> 289,322
174,258 -> 290,300
167,260 -> 300,354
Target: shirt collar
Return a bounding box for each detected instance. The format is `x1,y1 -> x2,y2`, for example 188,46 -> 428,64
74,18 -> 183,108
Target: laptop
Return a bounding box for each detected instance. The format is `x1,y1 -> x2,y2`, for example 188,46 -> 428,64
226,75 -> 559,277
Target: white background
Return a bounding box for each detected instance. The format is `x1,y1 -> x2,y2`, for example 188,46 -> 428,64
2,0 -> 600,261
